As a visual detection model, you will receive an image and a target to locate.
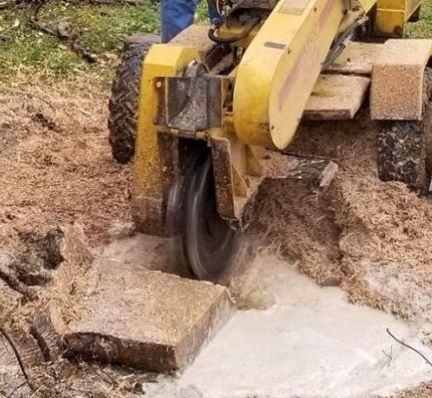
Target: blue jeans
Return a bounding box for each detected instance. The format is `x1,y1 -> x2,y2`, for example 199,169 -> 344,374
161,0 -> 221,43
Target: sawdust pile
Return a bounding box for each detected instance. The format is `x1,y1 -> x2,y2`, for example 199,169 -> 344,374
253,109 -> 432,335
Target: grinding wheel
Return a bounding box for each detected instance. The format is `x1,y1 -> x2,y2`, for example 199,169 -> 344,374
166,152 -> 240,282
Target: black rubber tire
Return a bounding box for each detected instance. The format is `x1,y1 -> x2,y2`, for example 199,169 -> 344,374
377,120 -> 426,190
377,69 -> 432,192
108,36 -> 150,164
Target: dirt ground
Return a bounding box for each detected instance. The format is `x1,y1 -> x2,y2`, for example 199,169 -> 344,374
0,73 -> 132,244
0,72 -> 432,397
0,73 -> 136,397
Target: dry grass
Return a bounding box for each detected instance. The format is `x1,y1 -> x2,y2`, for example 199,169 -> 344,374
0,72 -> 142,397
0,70 -> 131,246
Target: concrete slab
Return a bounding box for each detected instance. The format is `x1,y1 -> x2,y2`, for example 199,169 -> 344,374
327,42 -> 384,75
304,74 -> 370,120
371,39 -> 432,121
61,260 -> 234,372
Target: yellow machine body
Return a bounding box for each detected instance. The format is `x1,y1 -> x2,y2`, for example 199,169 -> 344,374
234,0 -> 345,149
133,45 -> 201,234
375,0 -> 422,36
132,0 -> 423,235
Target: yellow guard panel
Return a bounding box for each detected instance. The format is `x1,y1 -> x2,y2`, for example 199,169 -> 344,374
133,45 -> 200,232
233,0 -> 345,150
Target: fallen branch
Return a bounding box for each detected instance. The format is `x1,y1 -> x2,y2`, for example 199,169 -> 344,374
0,327 -> 34,391
30,2 -> 97,63
386,328 -> 432,368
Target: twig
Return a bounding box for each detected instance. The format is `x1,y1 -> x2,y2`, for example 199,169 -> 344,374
94,367 -> 119,386
30,2 -> 97,63
0,327 -> 34,391
381,345 -> 393,367
30,3 -> 57,36
386,328 -> 432,368
382,345 -> 392,360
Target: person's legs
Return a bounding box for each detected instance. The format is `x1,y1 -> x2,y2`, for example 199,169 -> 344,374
161,0 -> 199,43
208,4 -> 222,24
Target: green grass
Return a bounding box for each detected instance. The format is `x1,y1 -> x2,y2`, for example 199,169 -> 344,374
0,0 -> 160,79
407,1 -> 432,37
0,0 -> 430,81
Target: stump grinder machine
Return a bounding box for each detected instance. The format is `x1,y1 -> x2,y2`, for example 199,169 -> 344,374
108,0 -> 430,281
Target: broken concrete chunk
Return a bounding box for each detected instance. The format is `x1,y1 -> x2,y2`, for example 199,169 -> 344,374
61,261 -> 233,372
371,39 -> 432,121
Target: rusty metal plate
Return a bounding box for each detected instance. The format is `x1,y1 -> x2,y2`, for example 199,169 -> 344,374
210,136 -> 236,220
156,76 -> 224,133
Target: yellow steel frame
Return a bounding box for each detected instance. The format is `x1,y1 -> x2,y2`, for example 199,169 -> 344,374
375,0 -> 422,36
233,0 -> 345,149
133,45 -> 201,234
132,0 -> 424,234
355,0 -> 378,13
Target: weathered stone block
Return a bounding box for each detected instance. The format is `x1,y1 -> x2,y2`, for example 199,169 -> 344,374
371,39 -> 432,121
